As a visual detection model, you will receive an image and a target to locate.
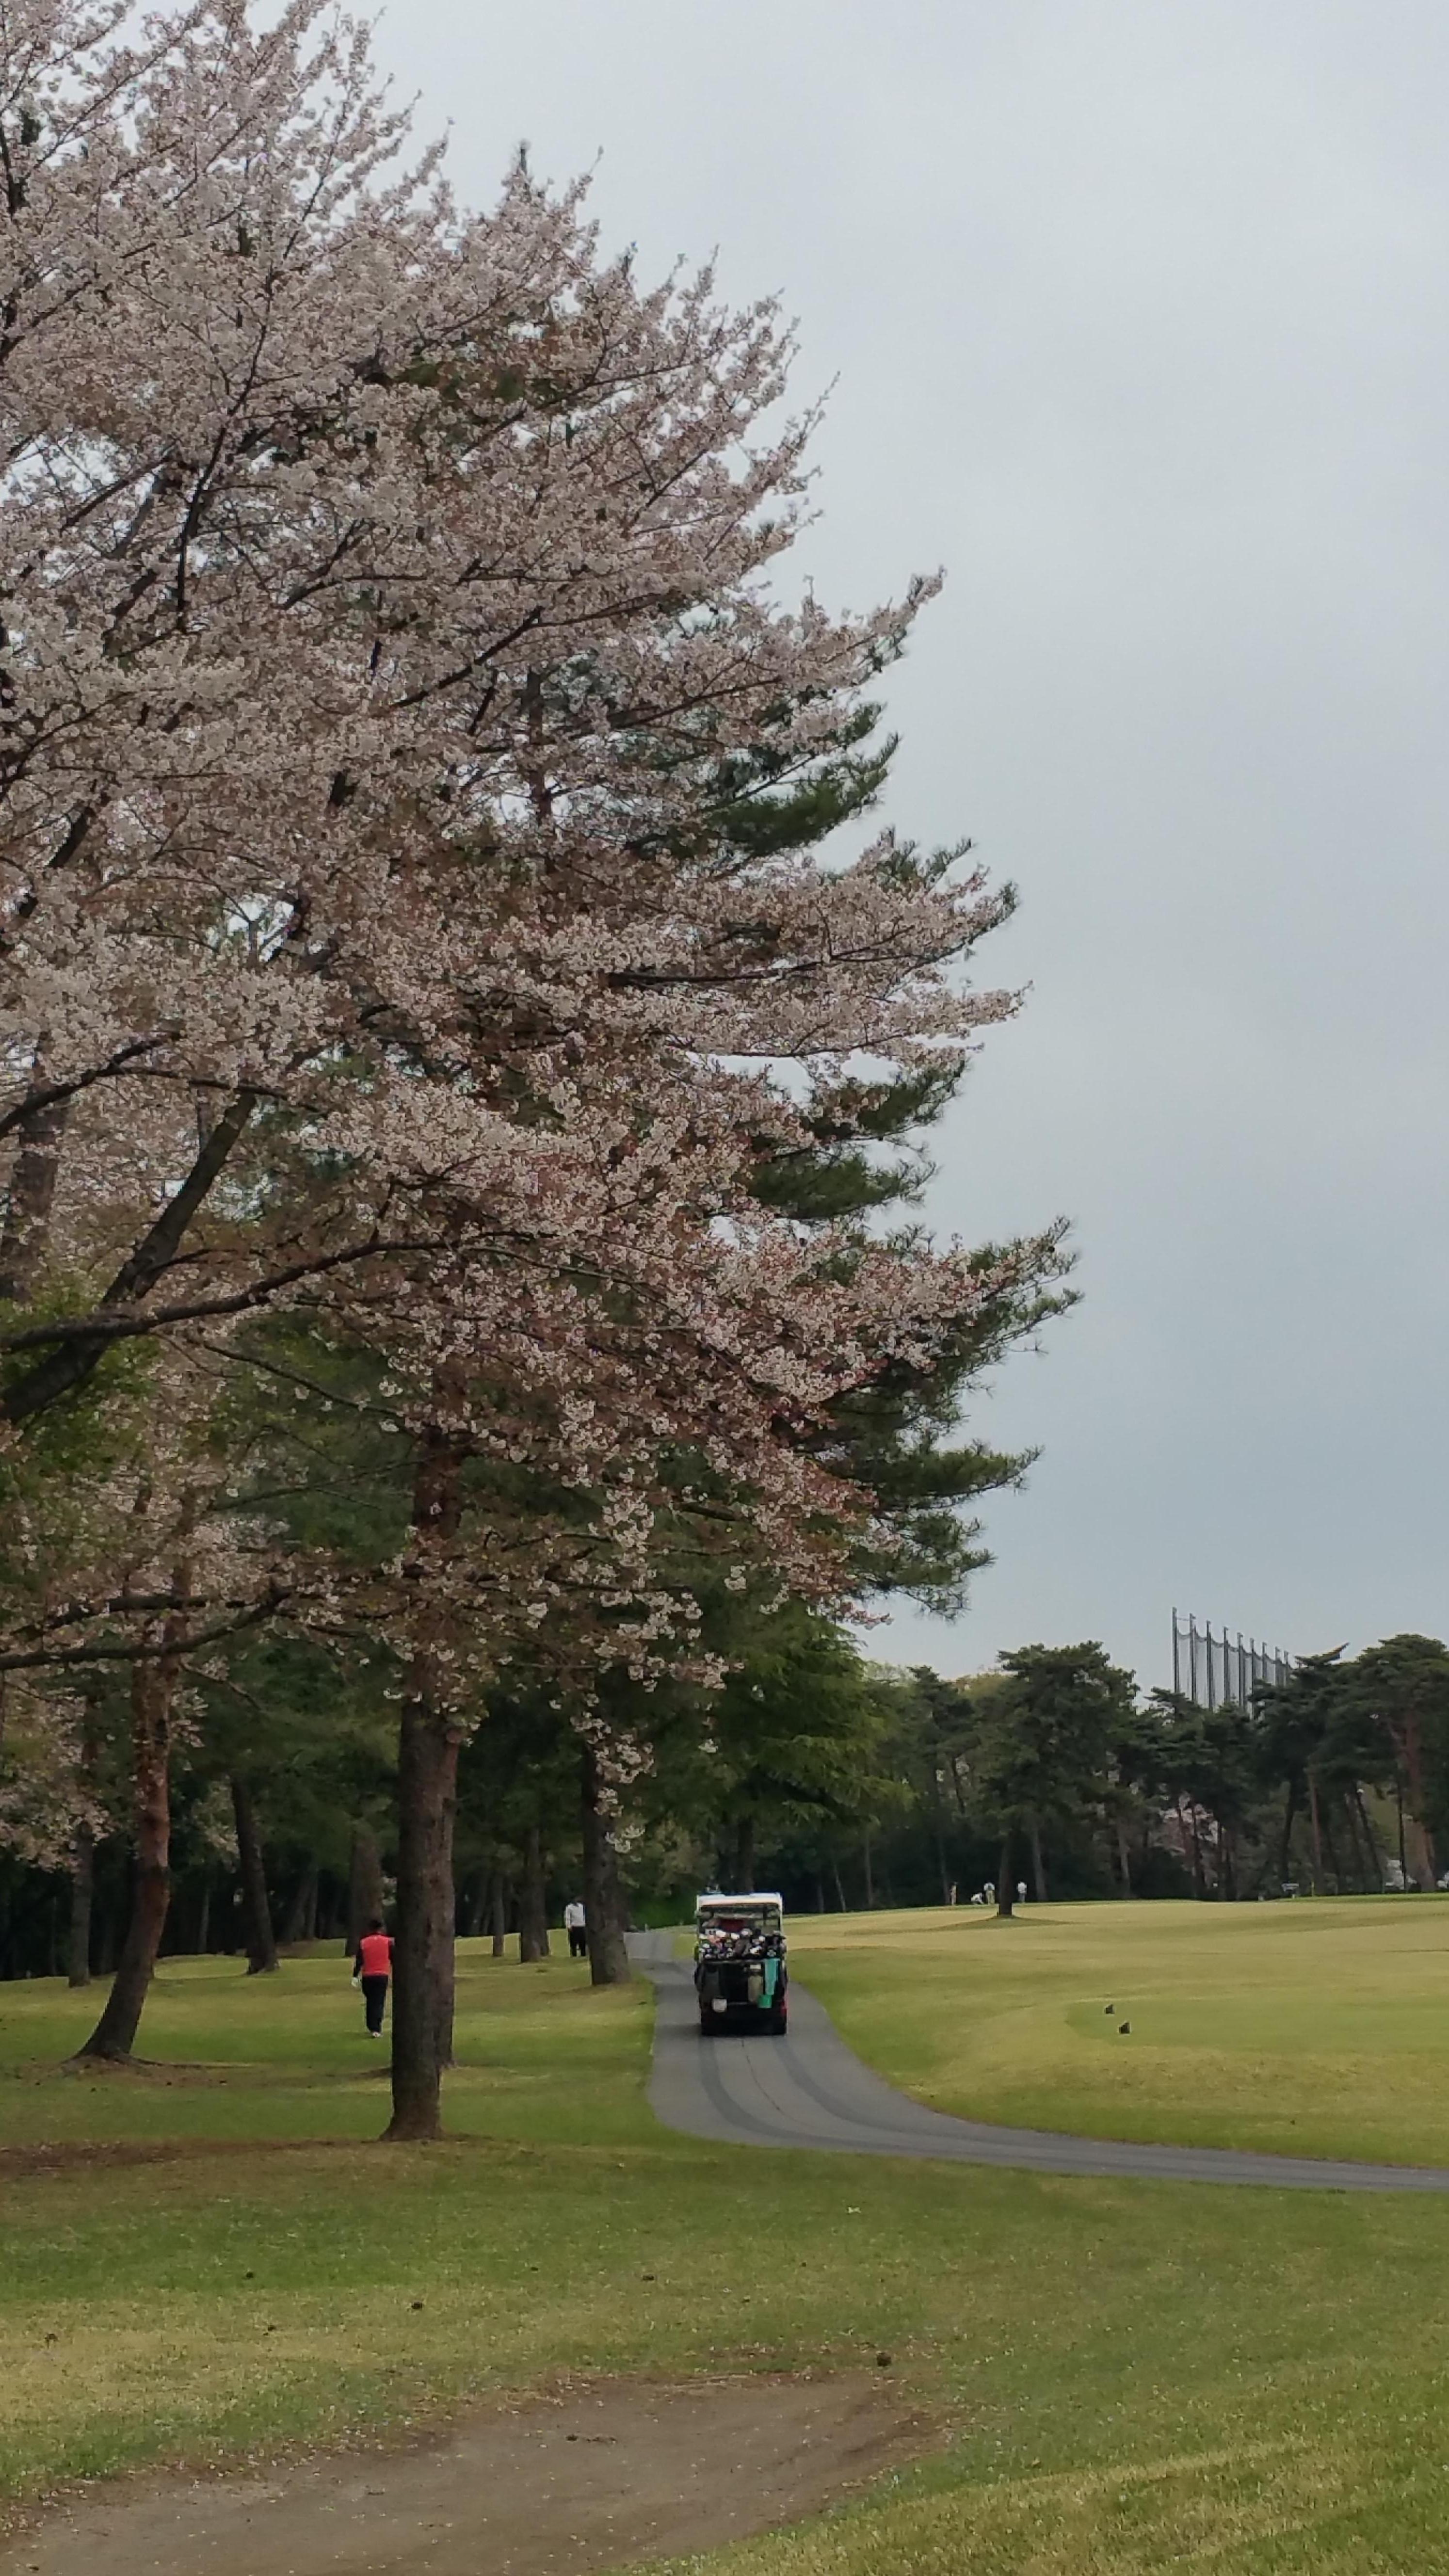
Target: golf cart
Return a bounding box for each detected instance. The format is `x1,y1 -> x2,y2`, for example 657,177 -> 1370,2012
693,1892 -> 788,2036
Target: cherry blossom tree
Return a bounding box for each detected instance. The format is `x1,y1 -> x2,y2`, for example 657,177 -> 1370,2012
0,0 -> 997,1410
0,0 -> 1068,2130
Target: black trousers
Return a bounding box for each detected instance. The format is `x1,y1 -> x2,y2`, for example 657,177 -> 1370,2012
568,1927 -> 587,1958
361,1973 -> 389,2034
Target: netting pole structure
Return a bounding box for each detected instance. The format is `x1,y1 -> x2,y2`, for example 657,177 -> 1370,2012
1171,1611 -> 1293,1710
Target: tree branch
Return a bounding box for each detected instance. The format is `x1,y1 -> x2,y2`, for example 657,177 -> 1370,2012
0,1590 -> 289,1674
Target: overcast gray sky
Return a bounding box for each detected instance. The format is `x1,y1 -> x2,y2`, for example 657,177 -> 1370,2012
377,1 -> 1449,1687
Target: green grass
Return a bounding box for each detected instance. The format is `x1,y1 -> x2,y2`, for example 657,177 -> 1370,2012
0,1942 -> 656,2147
5,1914 -> 1449,2571
789,1895 -> 1449,2166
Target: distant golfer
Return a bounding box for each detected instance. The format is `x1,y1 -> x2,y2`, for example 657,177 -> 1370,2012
564,1898 -> 587,1960
353,1916 -> 393,2036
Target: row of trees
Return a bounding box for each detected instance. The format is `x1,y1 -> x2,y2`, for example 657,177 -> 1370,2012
7,1628 -> 1447,1991
0,0 -> 1070,2131
823,1634 -> 1449,1914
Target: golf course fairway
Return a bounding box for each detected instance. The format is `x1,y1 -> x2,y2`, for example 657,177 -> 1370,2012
2,1903 -> 1449,2574
793,1892 -> 1449,2167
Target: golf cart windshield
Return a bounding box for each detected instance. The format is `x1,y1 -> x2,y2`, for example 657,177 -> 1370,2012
695,1894 -> 782,1932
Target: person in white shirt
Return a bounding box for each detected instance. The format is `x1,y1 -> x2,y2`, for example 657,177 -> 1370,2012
564,1899 -> 587,1960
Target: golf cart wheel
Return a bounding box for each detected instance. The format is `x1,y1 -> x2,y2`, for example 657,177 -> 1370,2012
699,2013 -> 717,2037
768,2007 -> 788,2036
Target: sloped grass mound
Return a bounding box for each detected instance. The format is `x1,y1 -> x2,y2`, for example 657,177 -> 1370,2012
792,1895 -> 1449,2165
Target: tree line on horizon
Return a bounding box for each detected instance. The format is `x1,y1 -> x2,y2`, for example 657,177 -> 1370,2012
4,1626 -> 1448,1984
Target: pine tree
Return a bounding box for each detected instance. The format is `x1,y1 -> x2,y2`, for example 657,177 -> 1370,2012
724,718 -> 1075,1608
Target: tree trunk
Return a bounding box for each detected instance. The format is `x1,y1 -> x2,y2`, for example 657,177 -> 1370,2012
346,1823 -> 387,1952
1390,1717 -> 1438,1889
387,1688 -> 460,2137
76,1651 -> 176,2060
280,1861 -> 319,1947
1114,1815 -> 1133,1896
1277,1782 -> 1298,1883
488,1869 -> 508,1959
386,1408 -> 466,2143
832,1857 -> 848,1912
580,1741 -> 631,1987
1320,1798 -> 1345,1894
862,1829 -> 875,1908
1339,1788 -> 1370,1892
66,1824 -> 95,1987
1406,1802 -> 1437,1894
1220,1820 -> 1237,1900
518,1823 -> 550,1962
1409,1813 -> 1438,1892
815,1874 -> 826,1913
733,1813 -> 756,1893
995,1831 -> 1015,1917
1177,1796 -> 1207,1898
66,1712 -> 100,1985
935,1823 -> 951,1906
1029,1818 -> 1046,1902
230,1774 -> 279,1974
1307,1771 -> 1325,1893
0,1074 -> 68,1304
1353,1785 -> 1386,1890
196,1875 -> 211,1956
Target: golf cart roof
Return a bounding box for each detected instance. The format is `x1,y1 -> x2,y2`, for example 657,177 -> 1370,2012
694,1892 -> 783,1915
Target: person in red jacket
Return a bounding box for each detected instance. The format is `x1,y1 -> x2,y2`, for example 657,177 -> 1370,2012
352,1916 -> 394,2037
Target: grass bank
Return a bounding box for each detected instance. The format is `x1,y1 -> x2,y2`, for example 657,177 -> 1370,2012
791,1893 -> 1449,2166
3,1917 -> 1449,2571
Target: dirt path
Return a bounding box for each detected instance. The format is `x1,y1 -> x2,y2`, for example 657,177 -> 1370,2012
0,2375 -> 922,2576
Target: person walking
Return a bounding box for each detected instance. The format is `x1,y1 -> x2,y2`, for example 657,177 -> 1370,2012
352,1915 -> 393,2036
564,1898 -> 587,1961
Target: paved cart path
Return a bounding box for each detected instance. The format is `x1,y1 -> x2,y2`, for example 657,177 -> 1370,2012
628,1934 -> 1449,2194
